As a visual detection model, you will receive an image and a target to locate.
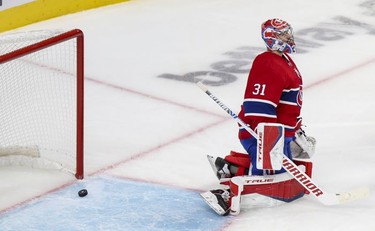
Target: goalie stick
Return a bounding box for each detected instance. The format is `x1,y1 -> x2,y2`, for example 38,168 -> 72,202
197,81 -> 369,206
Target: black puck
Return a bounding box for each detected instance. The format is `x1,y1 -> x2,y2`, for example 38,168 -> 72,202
78,189 -> 88,197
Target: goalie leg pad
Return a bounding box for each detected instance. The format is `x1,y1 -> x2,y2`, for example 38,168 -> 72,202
230,173 -> 306,202
293,159 -> 313,194
229,164 -> 311,215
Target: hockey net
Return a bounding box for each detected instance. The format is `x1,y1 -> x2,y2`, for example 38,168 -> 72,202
0,29 -> 84,179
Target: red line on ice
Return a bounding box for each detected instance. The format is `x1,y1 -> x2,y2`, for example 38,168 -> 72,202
85,77 -> 226,118
305,57 -> 375,89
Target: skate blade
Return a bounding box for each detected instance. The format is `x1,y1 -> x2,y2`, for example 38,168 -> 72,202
200,191 -> 228,216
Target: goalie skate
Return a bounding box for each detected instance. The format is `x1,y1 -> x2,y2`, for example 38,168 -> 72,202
207,155 -> 232,183
200,189 -> 230,216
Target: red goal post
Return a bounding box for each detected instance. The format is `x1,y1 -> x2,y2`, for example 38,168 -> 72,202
0,29 -> 84,179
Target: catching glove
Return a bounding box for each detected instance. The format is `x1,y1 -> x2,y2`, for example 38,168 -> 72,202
290,128 -> 316,159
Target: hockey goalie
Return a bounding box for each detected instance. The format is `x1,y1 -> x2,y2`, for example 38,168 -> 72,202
200,18 -> 317,216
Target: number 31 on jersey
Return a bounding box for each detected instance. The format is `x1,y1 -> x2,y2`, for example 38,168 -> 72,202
252,83 -> 266,96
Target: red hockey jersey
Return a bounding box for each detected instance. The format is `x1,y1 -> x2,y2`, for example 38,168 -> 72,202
238,51 -> 303,139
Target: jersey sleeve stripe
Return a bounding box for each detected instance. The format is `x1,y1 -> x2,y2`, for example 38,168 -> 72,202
243,99 -> 277,118
282,87 -> 300,93
280,89 -> 299,104
244,112 -> 277,118
279,100 -> 298,106
244,98 -> 277,107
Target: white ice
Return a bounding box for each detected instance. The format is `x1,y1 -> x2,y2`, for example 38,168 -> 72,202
0,0 -> 374,230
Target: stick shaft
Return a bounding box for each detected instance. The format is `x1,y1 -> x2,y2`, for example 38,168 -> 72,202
197,82 -> 257,138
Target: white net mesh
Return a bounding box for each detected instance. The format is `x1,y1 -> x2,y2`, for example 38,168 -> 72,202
0,30 -> 81,176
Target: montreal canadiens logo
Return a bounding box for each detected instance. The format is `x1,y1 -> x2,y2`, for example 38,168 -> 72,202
297,88 -> 303,107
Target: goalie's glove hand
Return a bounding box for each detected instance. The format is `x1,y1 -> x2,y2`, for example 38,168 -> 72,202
291,128 -> 316,159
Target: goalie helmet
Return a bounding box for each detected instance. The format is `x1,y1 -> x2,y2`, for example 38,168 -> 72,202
261,18 -> 296,54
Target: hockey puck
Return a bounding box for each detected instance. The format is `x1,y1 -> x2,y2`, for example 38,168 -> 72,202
78,189 -> 88,197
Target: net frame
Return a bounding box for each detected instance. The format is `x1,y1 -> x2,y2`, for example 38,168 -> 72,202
0,29 -> 84,179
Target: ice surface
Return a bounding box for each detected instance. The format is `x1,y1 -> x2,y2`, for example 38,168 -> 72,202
0,0 -> 374,230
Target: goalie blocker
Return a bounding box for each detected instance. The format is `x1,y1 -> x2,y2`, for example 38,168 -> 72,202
256,122 -> 284,171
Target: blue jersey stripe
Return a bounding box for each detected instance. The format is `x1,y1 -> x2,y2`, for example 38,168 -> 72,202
280,89 -> 299,104
243,99 -> 276,118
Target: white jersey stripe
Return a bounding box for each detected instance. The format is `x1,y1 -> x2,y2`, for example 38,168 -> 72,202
244,112 -> 277,118
279,100 -> 298,106
282,87 -> 300,92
